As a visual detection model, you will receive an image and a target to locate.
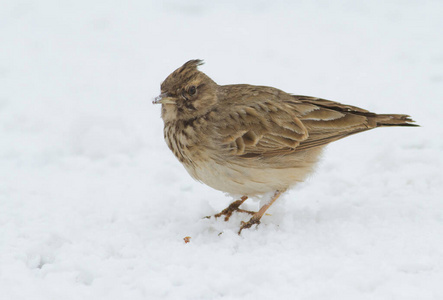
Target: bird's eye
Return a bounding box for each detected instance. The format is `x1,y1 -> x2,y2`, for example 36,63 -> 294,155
188,86 -> 196,96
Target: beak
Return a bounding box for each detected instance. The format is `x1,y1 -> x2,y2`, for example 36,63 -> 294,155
153,93 -> 175,105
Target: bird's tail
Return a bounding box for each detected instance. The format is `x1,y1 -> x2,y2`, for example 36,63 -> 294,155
372,114 -> 419,127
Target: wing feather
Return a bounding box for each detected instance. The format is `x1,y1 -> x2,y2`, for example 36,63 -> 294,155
214,90 -> 378,158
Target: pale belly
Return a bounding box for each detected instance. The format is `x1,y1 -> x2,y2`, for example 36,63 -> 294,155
184,148 -> 323,196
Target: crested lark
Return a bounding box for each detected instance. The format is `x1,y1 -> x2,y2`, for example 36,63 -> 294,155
153,59 -> 418,234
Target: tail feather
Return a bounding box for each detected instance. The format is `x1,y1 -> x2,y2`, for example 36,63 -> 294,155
295,96 -> 419,128
373,114 -> 419,127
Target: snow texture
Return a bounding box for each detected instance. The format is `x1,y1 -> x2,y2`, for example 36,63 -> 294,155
1,1 -> 443,299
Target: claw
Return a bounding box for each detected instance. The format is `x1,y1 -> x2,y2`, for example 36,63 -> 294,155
208,196 -> 254,221
237,190 -> 284,234
238,218 -> 261,235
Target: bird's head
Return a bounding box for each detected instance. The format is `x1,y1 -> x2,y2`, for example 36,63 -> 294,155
154,59 -> 218,122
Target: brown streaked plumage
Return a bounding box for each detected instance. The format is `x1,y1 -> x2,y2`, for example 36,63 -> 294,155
153,59 -> 418,234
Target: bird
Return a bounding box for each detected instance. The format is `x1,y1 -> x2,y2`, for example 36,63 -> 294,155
153,59 -> 418,234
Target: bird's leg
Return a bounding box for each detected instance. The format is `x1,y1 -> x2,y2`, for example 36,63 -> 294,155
209,196 -> 255,221
238,190 -> 284,235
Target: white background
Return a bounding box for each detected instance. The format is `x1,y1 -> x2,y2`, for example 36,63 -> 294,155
1,1 -> 442,299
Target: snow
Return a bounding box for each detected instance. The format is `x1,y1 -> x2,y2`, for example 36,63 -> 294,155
1,0 -> 443,299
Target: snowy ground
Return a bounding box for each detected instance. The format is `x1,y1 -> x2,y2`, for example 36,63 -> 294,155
1,0 -> 443,299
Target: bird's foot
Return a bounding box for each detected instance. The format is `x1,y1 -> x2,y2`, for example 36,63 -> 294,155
238,217 -> 261,235
237,190 -> 284,234
206,196 -> 255,221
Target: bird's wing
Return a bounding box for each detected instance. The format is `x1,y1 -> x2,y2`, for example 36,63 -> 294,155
289,95 -> 375,151
214,95 -> 373,157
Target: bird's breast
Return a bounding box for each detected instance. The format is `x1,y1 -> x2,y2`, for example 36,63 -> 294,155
164,121 -> 210,170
